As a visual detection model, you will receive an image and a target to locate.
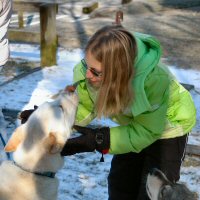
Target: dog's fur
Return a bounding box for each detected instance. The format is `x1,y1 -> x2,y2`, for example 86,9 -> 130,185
0,92 -> 78,200
146,168 -> 198,200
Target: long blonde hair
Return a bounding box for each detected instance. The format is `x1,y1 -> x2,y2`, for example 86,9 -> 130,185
86,25 -> 137,118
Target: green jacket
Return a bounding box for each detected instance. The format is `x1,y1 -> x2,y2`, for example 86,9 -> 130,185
72,32 -> 196,154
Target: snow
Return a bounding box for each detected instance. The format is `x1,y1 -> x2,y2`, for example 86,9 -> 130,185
0,43 -> 200,199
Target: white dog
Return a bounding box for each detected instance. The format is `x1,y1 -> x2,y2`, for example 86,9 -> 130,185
0,91 -> 78,200
146,168 -> 198,200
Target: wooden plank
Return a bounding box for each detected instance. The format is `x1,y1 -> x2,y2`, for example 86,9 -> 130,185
40,5 -> 57,66
121,0 -> 132,4
13,2 -> 39,12
82,2 -> 98,14
186,144 -> 200,156
13,0 -> 69,4
8,29 -> 40,43
13,1 -> 66,12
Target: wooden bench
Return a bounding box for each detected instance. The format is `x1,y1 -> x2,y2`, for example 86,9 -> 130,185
10,0 -> 68,67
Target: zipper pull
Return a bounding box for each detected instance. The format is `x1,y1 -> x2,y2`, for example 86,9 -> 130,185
100,153 -> 104,162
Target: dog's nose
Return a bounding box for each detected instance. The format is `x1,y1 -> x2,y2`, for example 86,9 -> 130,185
65,85 -> 76,93
64,81 -> 80,93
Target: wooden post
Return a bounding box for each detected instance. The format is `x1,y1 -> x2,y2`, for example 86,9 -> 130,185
40,4 -> 57,67
115,11 -> 123,25
18,11 -> 24,28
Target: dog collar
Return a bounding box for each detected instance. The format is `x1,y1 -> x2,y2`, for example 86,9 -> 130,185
13,161 -> 56,178
0,132 -> 11,160
33,171 -> 56,178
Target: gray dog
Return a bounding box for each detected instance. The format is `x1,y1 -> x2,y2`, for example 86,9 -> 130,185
146,168 -> 198,200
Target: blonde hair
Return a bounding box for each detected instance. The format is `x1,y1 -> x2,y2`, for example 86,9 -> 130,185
86,25 -> 137,118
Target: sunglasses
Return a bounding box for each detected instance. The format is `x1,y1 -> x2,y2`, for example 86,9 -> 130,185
81,59 -> 102,78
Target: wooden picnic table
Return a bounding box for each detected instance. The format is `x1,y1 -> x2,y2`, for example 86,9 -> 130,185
12,0 -> 68,67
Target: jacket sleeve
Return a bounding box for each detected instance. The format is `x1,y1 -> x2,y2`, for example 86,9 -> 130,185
109,67 -> 170,154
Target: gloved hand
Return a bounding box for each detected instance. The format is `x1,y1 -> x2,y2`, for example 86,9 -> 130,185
61,125 -> 110,156
19,105 -> 38,124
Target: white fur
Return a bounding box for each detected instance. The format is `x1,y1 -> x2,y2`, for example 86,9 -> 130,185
0,92 -> 78,200
146,172 -> 163,200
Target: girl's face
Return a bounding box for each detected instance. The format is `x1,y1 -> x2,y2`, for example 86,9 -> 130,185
85,51 -> 102,88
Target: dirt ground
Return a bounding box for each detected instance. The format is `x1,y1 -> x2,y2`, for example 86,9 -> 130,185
56,1 -> 200,70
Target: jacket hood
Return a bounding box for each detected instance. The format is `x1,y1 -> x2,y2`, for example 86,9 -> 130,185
133,32 -> 162,75
131,32 -> 162,116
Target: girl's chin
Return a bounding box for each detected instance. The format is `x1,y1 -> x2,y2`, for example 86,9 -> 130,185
88,80 -> 101,88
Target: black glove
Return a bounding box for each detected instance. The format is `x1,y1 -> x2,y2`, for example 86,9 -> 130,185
19,105 -> 38,124
61,125 -> 110,156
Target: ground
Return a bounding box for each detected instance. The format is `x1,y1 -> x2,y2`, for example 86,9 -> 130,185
56,0 -> 200,70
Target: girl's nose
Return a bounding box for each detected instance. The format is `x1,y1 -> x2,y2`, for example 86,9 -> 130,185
86,69 -> 94,79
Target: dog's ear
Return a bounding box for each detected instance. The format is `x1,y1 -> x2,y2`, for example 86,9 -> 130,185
45,132 -> 64,154
4,126 -> 25,152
